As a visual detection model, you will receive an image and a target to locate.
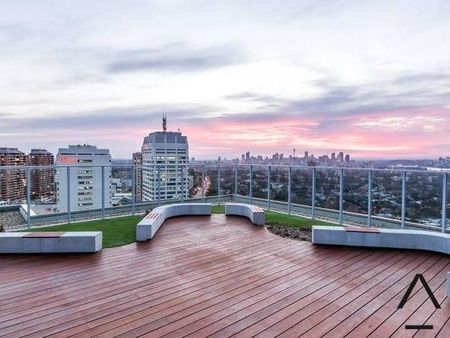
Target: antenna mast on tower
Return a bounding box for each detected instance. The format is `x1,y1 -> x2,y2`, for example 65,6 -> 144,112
162,114 -> 167,132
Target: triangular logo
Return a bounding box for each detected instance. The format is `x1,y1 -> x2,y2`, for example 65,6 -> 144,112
398,274 -> 440,309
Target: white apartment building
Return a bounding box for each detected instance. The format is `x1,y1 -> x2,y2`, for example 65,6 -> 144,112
56,144 -> 112,212
141,131 -> 189,201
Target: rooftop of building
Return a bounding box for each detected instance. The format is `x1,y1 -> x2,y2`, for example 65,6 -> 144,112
29,148 -> 52,154
1,214 -> 449,337
143,130 -> 188,145
0,147 -> 24,154
57,144 -> 110,152
56,145 -> 111,158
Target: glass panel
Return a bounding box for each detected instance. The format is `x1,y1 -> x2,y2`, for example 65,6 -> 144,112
187,165 -> 203,200
251,165 -> 268,208
270,167 -> 289,203
342,169 -> 369,226
236,166 -> 250,202
205,167 -> 218,198
372,170 -> 402,228
107,165 -> 132,217
27,166 -> 57,227
0,167 -> 27,230
315,168 -> 339,210
290,167 -> 313,217
291,168 -> 312,206
133,164 -> 143,204
314,168 -> 340,223
67,166 -> 103,221
406,172 -> 442,229
219,166 -> 235,200
269,166 -> 289,212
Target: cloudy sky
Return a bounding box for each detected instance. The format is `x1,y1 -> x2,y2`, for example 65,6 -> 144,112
1,0 -> 449,159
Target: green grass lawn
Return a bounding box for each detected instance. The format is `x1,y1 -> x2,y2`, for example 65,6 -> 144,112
265,210 -> 334,228
20,205 -> 333,248
22,215 -> 142,248
212,204 -> 225,214
213,203 -> 334,228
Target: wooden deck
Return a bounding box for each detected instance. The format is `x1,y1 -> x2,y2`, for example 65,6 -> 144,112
1,214 -> 450,337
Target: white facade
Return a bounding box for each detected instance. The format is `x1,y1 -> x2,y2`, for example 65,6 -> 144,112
142,131 -> 189,201
56,145 -> 112,212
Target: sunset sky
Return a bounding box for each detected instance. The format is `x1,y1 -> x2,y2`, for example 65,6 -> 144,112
1,0 -> 449,159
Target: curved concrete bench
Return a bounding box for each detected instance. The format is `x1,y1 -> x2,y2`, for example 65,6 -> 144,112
136,203 -> 212,241
224,203 -> 265,225
312,225 -> 450,255
0,231 -> 102,253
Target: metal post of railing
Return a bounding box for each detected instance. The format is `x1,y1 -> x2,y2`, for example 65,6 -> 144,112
101,166 -> 105,219
201,165 -> 205,202
26,167 -> 31,229
181,164 -> 185,203
67,166 -> 71,224
312,167 -> 316,219
234,166 -> 238,200
176,163 -> 180,202
267,165 -> 271,210
339,169 -> 344,225
442,173 -> 448,233
216,165 -> 220,204
249,165 -> 253,205
131,165 -> 135,215
288,166 -> 292,214
401,171 -> 406,229
157,167 -> 161,206
368,170 -> 373,227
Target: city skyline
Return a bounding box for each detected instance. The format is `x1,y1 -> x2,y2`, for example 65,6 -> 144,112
1,1 -> 450,159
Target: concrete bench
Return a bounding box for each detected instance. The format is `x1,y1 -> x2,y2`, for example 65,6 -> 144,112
136,203 -> 212,241
312,225 -> 450,255
224,203 -> 265,226
0,231 -> 102,253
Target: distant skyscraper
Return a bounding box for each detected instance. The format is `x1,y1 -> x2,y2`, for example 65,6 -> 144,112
331,152 -> 336,161
132,152 -> 143,203
141,121 -> 189,201
0,148 -> 26,202
245,151 -> 250,161
27,149 -> 54,200
338,151 -> 344,162
55,144 -> 112,212
345,154 -> 350,163
304,151 -> 309,159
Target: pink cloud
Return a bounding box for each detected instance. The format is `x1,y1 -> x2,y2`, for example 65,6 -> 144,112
10,106 -> 450,160
177,108 -> 450,159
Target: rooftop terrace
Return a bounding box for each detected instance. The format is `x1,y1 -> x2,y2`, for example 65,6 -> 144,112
1,214 -> 450,337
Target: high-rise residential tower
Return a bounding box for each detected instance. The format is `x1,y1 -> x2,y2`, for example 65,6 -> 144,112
141,122 -> 189,201
345,154 -> 350,163
0,148 -> 27,202
27,149 -> 54,200
55,144 -> 112,212
132,152 -> 143,202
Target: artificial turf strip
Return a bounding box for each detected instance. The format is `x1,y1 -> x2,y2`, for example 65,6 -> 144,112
21,215 -> 142,248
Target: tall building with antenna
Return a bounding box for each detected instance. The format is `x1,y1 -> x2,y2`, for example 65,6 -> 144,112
141,116 -> 189,201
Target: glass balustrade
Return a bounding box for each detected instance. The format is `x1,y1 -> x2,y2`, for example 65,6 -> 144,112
0,164 -> 447,233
